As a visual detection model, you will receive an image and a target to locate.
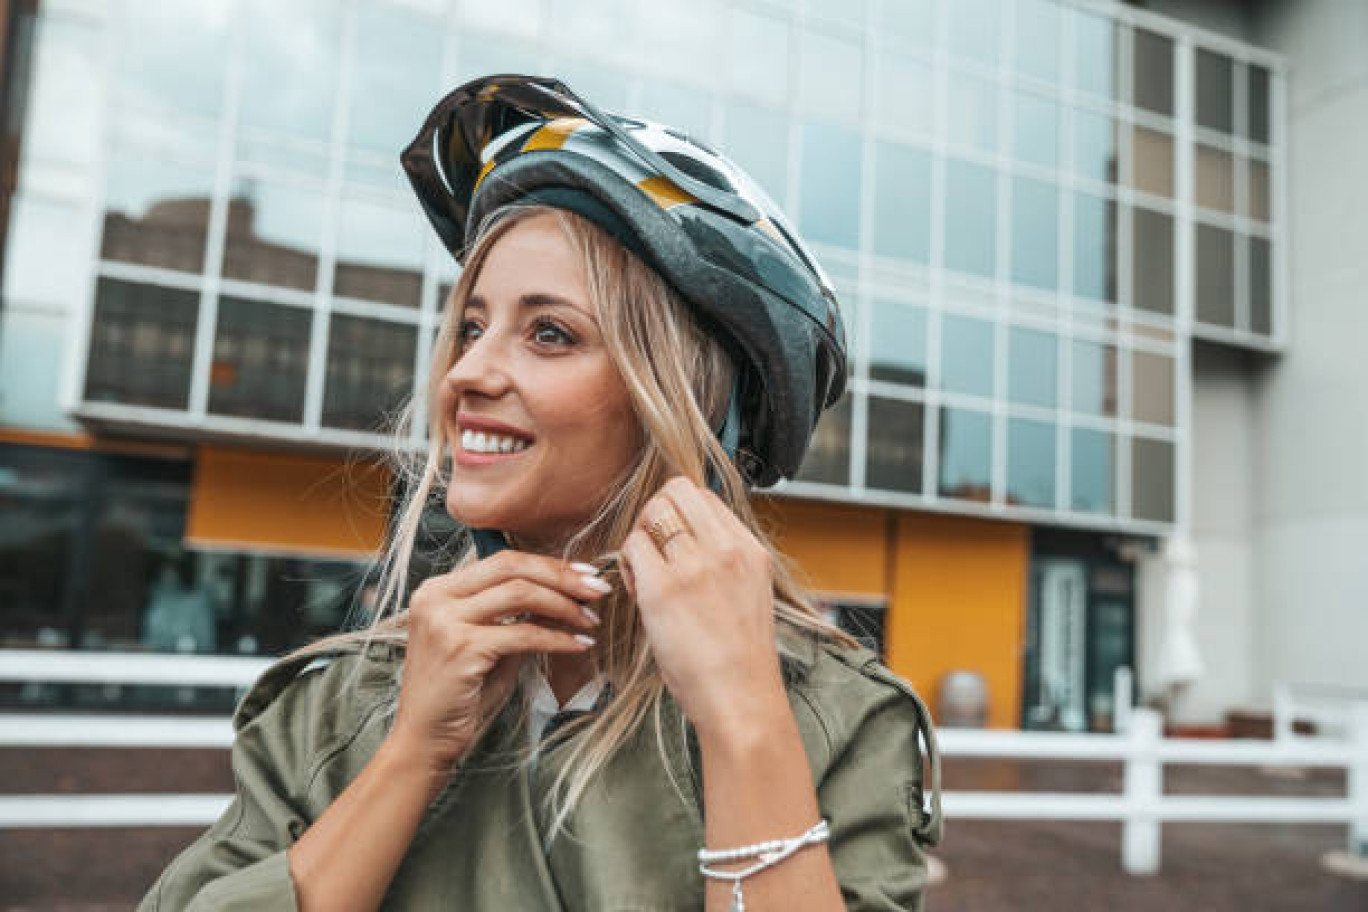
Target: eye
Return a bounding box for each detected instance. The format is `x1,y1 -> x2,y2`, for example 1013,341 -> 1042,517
531,318 -> 577,347
457,320 -> 483,347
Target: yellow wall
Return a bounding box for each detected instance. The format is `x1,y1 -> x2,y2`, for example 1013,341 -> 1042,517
758,496 -> 1030,729
888,513 -> 1029,729
186,444 -> 391,557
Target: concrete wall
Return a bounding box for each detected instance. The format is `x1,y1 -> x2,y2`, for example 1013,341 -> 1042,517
1246,0 -> 1368,698
1177,343 -> 1260,723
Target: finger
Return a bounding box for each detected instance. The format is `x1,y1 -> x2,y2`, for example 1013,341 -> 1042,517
460,578 -> 603,630
639,493 -> 697,560
480,621 -> 596,657
657,476 -> 730,545
432,549 -> 610,603
621,526 -> 667,590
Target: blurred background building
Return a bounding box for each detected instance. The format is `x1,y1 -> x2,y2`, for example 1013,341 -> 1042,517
0,0 -> 1361,735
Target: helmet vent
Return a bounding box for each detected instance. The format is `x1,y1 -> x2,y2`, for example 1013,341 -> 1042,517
658,150 -> 738,195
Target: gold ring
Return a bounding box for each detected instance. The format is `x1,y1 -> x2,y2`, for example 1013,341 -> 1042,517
646,511 -> 689,552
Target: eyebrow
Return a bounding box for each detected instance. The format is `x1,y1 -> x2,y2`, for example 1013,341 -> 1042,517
464,293 -> 589,316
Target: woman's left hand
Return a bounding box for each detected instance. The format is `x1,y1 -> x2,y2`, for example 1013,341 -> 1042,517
620,476 -> 788,744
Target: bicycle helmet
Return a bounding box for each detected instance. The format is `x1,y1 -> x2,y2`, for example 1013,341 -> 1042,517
401,73 -> 847,489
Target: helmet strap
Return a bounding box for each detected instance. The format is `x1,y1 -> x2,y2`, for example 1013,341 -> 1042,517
707,378 -> 744,496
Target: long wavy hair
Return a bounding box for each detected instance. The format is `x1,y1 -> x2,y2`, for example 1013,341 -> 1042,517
294,203 -> 856,840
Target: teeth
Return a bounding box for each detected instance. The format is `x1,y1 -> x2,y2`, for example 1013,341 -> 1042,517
461,429 -> 529,454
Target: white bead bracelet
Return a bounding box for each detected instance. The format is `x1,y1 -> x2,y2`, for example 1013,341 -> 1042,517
697,819 -> 831,912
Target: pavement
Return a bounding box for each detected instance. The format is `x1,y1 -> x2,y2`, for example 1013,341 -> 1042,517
2,750 -> 1366,910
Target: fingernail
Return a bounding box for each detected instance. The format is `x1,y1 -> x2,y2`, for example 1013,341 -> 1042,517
581,604 -> 601,624
572,562 -> 600,576
574,634 -> 596,646
581,575 -> 612,594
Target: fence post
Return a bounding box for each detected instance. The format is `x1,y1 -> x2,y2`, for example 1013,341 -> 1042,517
1351,702 -> 1368,859
1122,707 -> 1162,874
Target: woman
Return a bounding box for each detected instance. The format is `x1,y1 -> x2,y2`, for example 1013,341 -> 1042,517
139,75 -> 941,912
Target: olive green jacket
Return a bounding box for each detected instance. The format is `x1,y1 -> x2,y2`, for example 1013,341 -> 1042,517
138,638 -> 942,911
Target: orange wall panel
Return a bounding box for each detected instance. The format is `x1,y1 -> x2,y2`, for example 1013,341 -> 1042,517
888,513 -> 1028,729
187,445 -> 391,557
755,496 -> 889,597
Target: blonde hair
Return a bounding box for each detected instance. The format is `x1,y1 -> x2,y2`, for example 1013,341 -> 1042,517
295,204 -> 856,840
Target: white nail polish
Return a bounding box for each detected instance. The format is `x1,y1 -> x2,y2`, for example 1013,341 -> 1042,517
574,634 -> 596,646
582,575 -> 612,594
571,561 -> 600,576
581,604 -> 601,624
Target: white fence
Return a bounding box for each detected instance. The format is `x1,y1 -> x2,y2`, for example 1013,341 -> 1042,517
2,650 -> 1366,875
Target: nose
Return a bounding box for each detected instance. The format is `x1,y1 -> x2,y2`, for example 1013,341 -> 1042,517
443,330 -> 514,401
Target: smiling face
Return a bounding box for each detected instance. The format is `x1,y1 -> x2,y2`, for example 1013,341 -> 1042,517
438,211 -> 642,551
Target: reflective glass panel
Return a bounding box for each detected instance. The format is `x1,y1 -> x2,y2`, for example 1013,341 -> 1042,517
869,299 -> 927,386
1011,177 -> 1059,291
949,0 -> 999,65
1131,28 -> 1174,117
724,102 -> 789,204
873,52 -> 934,136
1014,0 -> 1061,83
639,81 -> 712,140
85,279 -> 198,410
1196,144 -> 1235,213
1248,157 -> 1271,222
1013,89 -> 1060,170
1072,192 -> 1116,303
795,394 -> 851,486
873,142 -> 931,263
938,407 -> 992,502
1071,339 -> 1118,417
947,69 -> 997,154
799,28 -> 863,120
1130,126 -> 1174,198
0,445 -> 84,648
1074,108 -> 1118,185
944,159 -> 997,278
1131,436 -> 1174,523
940,313 -> 995,399
322,314 -> 417,432
1196,223 -> 1235,328
102,156 -> 214,274
456,33 -> 540,88
876,0 -> 933,48
866,396 -> 925,494
1073,10 -> 1117,101
208,297 -> 311,423
239,0 -> 340,142
1132,206 -> 1174,315
799,121 -> 862,249
729,8 -> 789,106
334,197 -> 425,308
1008,326 -> 1057,408
1250,236 -> 1272,335
1196,48 -> 1234,134
221,178 -> 325,291
1007,416 -> 1056,509
1131,350 -> 1174,426
115,0 -> 231,121
1071,426 -> 1114,514
1247,64 -> 1271,144
348,2 -> 443,155
459,0 -> 542,37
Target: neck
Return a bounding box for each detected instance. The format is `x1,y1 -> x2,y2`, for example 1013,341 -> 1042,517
546,652 -> 596,706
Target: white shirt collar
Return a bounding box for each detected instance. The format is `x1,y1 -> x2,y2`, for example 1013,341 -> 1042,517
524,664 -> 604,752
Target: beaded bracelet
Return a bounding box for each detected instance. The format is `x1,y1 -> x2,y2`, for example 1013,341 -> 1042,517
697,819 -> 830,912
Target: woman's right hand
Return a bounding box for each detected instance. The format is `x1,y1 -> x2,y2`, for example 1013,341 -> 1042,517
386,550 -> 610,780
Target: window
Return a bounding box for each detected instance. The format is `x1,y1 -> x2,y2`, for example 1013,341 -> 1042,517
795,394 -> 852,486
322,315 -> 417,432
85,279 -> 199,410
208,297 -> 312,423
938,407 -> 993,502
1008,417 -> 1056,509
866,396 -> 924,493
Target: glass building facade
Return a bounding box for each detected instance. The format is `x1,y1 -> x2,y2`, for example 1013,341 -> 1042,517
50,0 -> 1284,540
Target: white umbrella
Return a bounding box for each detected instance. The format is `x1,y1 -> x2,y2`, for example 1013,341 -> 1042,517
1157,535 -> 1205,689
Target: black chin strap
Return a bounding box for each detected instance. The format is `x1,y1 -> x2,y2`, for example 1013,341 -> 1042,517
469,380 -> 745,557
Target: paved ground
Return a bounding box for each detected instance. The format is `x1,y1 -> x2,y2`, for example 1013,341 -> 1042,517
2,751 -> 1365,910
